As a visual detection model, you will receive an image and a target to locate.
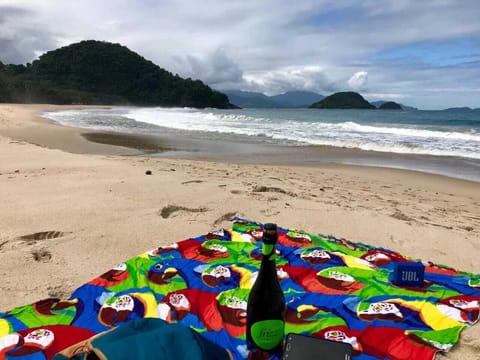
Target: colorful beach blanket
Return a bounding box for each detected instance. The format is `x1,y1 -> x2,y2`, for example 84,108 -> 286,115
1,217 -> 479,360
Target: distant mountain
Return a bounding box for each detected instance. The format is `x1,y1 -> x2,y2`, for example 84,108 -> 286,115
310,91 -> 375,109
269,91 -> 324,107
223,90 -> 324,108
378,101 -> 402,110
0,40 -> 235,108
223,90 -> 280,108
442,107 -> 480,112
371,100 -> 417,111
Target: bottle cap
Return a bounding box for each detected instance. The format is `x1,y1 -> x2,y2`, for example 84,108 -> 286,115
263,223 -> 277,244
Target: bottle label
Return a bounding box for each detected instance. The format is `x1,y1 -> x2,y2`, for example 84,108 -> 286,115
250,319 -> 284,350
262,244 -> 275,261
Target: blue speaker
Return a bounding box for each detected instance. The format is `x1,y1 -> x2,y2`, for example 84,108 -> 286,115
392,262 -> 424,287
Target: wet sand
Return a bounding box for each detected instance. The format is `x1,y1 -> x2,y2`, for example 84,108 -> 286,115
78,129 -> 480,182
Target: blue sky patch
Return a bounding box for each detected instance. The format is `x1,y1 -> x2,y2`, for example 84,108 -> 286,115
373,38 -> 480,67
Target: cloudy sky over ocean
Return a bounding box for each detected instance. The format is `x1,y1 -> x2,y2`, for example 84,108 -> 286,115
1,0 -> 479,109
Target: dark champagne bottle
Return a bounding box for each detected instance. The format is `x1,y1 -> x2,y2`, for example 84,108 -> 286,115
246,223 -> 285,353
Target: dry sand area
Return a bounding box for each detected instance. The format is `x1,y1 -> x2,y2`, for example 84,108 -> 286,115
0,104 -> 479,358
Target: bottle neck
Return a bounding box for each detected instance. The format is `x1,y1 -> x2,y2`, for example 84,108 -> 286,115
262,243 -> 276,261
260,242 -> 277,277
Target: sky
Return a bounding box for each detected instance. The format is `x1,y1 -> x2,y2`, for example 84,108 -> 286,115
0,0 -> 479,109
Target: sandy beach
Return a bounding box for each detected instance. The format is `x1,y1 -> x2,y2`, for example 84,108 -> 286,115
0,104 -> 479,359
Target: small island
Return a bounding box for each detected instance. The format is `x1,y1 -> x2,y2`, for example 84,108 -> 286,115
378,101 -> 403,110
310,91 -> 375,109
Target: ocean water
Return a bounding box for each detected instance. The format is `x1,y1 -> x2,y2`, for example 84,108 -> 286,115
44,107 -> 480,181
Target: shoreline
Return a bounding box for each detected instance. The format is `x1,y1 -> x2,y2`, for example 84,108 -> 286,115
82,130 -> 480,183
23,104 -> 480,183
4,103 -> 480,189
1,103 -> 479,214
81,130 -> 480,196
1,104 -> 479,359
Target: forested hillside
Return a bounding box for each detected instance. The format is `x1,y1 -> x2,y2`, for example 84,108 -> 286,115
0,40 -> 234,108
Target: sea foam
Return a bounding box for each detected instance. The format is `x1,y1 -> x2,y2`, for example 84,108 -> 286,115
45,107 -> 480,160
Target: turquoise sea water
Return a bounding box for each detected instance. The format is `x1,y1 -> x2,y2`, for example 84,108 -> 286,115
44,107 -> 480,181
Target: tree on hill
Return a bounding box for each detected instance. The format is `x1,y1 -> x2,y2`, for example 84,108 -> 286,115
310,91 -> 375,109
0,75 -> 11,102
0,40 -> 235,108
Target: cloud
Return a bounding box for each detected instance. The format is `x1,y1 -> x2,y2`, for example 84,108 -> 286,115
1,0 -> 479,108
242,66 -> 338,95
0,5 -> 57,64
171,48 -> 243,87
366,93 -> 407,101
347,71 -> 368,90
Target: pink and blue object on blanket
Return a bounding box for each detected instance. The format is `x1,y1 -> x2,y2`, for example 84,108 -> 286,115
1,217 -> 479,359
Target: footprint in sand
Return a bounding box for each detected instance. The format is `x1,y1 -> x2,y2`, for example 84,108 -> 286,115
1,231 -> 69,253
212,212 -> 237,227
158,205 -> 208,219
252,185 -> 297,197
0,240 -> 9,251
47,284 -> 72,299
390,209 -> 414,223
261,209 -> 281,216
31,248 -> 52,262
181,180 -> 204,185
18,231 -> 69,245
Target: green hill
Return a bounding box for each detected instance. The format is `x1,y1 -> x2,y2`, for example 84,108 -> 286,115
0,40 -> 234,108
378,101 -> 403,110
310,91 -> 375,109
371,100 -> 416,110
